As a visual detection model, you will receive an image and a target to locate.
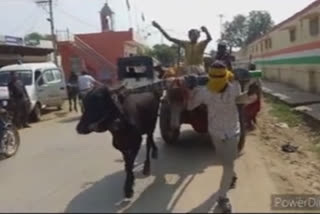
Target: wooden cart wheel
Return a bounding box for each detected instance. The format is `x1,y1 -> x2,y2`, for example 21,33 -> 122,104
160,100 -> 180,145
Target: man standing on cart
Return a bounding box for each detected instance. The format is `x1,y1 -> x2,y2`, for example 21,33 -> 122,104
152,21 -> 212,75
215,41 -> 233,71
152,21 -> 212,132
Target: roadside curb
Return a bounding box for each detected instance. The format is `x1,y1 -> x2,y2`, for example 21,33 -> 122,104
262,80 -> 320,123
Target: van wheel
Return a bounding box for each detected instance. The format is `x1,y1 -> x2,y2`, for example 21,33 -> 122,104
31,104 -> 41,122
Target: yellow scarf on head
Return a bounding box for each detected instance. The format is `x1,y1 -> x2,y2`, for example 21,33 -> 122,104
207,68 -> 234,93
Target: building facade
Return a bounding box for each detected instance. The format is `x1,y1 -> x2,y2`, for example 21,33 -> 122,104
236,0 -> 320,94
57,2 -> 143,85
58,29 -> 142,85
0,35 -> 54,67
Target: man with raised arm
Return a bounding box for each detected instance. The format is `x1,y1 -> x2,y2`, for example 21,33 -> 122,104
152,21 -> 212,75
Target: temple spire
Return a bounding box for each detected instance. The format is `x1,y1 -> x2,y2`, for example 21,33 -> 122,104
100,1 -> 114,32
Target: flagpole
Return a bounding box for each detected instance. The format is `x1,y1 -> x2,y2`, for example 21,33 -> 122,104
133,0 -> 140,34
126,0 -> 133,29
128,11 -> 133,29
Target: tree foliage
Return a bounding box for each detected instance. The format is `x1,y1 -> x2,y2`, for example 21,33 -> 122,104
221,11 -> 274,48
147,44 -> 183,66
246,11 -> 274,44
24,32 -> 52,42
221,15 -> 247,48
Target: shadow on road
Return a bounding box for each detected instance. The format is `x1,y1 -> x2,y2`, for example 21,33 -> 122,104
65,130 -> 223,213
41,108 -> 66,116
59,116 -> 81,124
33,107 -> 70,123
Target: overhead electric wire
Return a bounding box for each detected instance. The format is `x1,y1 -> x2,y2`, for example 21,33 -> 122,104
56,7 -> 99,31
24,12 -> 43,35
8,7 -> 39,34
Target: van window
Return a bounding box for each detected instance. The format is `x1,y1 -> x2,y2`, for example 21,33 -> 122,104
44,70 -> 55,83
35,70 -> 45,86
0,70 -> 32,86
52,69 -> 62,81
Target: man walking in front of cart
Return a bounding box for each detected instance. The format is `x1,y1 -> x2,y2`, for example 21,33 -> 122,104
187,61 -> 258,213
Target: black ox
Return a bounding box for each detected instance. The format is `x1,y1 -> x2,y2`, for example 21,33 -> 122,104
76,86 -> 161,198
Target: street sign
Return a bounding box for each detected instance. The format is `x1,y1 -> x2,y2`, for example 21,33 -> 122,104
3,36 -> 24,46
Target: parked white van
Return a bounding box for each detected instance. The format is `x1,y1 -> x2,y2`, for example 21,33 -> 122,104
0,62 -> 68,121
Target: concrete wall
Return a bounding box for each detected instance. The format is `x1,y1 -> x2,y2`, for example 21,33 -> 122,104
236,0 -> 320,94
262,65 -> 320,93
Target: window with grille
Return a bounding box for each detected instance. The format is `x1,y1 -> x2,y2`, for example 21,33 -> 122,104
310,16 -> 319,36
267,38 -> 272,49
289,28 -> 296,42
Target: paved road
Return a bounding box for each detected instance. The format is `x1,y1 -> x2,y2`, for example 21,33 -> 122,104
0,112 -> 279,213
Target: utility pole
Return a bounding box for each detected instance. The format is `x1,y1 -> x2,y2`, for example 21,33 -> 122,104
36,0 -> 58,65
219,14 -> 224,40
66,28 -> 70,41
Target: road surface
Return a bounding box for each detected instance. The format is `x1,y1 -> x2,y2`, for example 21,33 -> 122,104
0,111 -> 280,213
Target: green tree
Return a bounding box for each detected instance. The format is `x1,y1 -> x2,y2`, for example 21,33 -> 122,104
245,11 -> 274,44
221,14 -> 247,48
221,11 -> 274,48
24,32 -> 44,42
149,44 -> 182,66
24,32 -> 52,42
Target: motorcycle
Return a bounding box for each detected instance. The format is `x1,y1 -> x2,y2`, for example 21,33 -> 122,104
0,100 -> 20,159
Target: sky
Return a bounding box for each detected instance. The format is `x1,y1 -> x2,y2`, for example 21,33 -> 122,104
0,0 -> 316,51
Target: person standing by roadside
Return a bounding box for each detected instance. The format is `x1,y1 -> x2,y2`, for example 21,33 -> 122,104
67,71 -> 79,112
8,71 -> 31,128
78,71 -> 102,112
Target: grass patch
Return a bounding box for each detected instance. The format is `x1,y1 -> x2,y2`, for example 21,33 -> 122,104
264,94 -> 320,158
265,95 -> 303,128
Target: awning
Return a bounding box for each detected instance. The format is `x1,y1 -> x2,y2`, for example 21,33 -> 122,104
0,44 -> 53,56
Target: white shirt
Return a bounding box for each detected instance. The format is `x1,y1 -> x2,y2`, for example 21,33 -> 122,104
78,74 -> 96,91
187,82 -> 257,140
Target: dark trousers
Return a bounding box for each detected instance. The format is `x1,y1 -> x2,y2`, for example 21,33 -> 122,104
0,117 -> 5,142
78,89 -> 91,113
11,99 -> 30,128
67,86 -> 79,112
